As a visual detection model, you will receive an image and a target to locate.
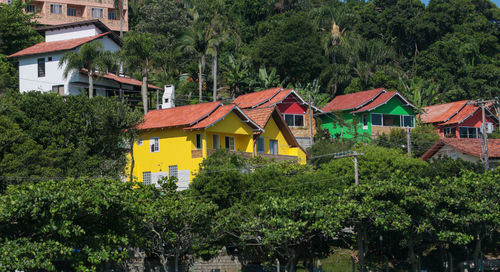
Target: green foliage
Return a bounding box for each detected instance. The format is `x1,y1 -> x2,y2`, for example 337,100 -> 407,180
0,54 -> 17,93
0,92 -> 142,190
0,178 -> 141,271
374,124 -> 440,157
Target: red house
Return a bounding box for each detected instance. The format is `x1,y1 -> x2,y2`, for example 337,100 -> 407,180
420,100 -> 499,138
233,87 -> 321,148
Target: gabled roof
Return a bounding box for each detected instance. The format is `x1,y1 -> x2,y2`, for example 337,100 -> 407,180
233,87 -> 282,109
321,88 -> 385,112
138,102 -> 222,130
441,104 -> 479,125
421,138 -> 500,160
80,69 -> 161,90
351,91 -> 415,113
420,100 -> 468,124
8,32 -> 112,58
186,104 -> 263,131
243,106 -> 300,148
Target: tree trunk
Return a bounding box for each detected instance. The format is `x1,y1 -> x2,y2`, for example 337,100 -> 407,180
175,248 -> 179,272
88,72 -> 94,98
473,228 -> 482,272
408,235 -> 418,272
159,254 -> 168,272
198,59 -> 203,102
212,48 -> 218,101
142,63 -> 149,114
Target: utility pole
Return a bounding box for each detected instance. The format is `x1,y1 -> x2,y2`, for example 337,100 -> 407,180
468,99 -> 498,171
310,151 -> 363,184
407,127 -> 412,157
308,92 -> 314,147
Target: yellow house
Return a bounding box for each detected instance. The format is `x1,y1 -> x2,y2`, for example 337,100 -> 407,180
127,102 -> 307,188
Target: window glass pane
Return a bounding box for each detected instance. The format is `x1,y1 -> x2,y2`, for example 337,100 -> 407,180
383,115 -> 399,126
402,116 -> 414,127
37,58 -> 45,77
168,165 -> 178,178
142,172 -> 151,185
270,140 -> 278,155
363,114 -> 368,126
108,10 -> 117,19
459,127 -> 468,138
257,137 -> 265,153
25,4 -> 35,12
228,137 -> 235,151
150,137 -> 159,152
469,127 -> 477,138
371,114 -> 382,126
294,115 -> 304,127
67,7 -> 76,16
284,114 -> 294,126
212,134 -> 219,149
196,134 -> 202,149
92,8 -> 103,18
50,4 -> 62,14
137,138 -> 143,146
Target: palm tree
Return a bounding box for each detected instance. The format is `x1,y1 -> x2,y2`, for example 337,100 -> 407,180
59,41 -> 112,98
121,31 -> 156,114
221,54 -> 250,99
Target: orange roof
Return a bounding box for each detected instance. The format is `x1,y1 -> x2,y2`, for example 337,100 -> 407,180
351,91 -> 412,113
421,138 -> 500,160
441,104 -> 479,125
233,87 -> 282,108
321,88 -> 385,112
186,104 -> 262,131
242,107 -> 275,128
138,102 -> 222,130
80,69 -> 161,90
258,89 -> 293,108
420,100 -> 468,123
8,32 -> 111,58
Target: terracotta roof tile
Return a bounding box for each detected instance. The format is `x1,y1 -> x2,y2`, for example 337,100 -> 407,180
242,107 -> 275,128
321,88 -> 385,112
186,104 -> 236,130
8,32 -> 111,58
420,100 -> 468,123
441,104 -> 479,125
233,87 -> 282,108
138,102 -> 222,130
80,69 -> 161,90
421,138 -> 500,160
258,89 -> 293,108
351,92 -> 398,113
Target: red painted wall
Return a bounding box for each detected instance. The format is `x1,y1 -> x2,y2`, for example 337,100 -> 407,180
437,110 -> 497,138
277,96 -> 307,114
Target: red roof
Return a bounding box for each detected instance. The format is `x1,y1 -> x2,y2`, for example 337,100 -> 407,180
258,89 -> 293,108
8,32 -> 111,58
420,101 -> 468,124
321,88 -> 385,112
351,92 -> 405,113
242,107 -> 275,129
233,87 -> 282,108
80,69 -> 161,90
421,138 -> 500,160
138,102 -> 222,130
441,104 -> 479,125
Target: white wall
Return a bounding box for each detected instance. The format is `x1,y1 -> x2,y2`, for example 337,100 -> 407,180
45,24 -> 102,42
18,36 -> 121,95
432,145 -> 480,163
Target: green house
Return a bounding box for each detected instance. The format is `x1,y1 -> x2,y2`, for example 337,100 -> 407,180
317,88 -> 417,141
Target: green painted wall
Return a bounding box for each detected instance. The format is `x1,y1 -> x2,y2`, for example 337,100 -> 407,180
319,96 -> 416,142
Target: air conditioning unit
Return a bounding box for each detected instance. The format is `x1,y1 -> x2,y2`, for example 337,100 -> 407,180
486,122 -> 494,133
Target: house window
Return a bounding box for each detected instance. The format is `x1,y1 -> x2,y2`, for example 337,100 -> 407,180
283,114 -> 304,127
257,137 -> 265,153
168,165 -> 178,178
142,171 -> 151,185
137,138 -> 143,146
25,4 -> 36,12
51,85 -> 64,95
150,137 -> 159,152
459,127 -> 479,139
362,114 -> 368,129
92,8 -> 103,18
270,140 -> 278,155
37,58 -> 45,77
371,113 -> 382,126
225,136 -> 235,151
67,7 -> 77,16
401,115 -> 414,128
444,127 -> 456,137
108,10 -> 117,20
212,134 -> 220,149
196,134 -> 202,149
50,4 -> 62,14
383,115 -> 400,126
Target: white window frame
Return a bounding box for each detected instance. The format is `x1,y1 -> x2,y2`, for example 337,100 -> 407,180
50,4 -> 62,14
137,138 -> 143,146
143,171 -> 151,185
283,113 -> 305,127
108,9 -> 117,20
196,134 -> 202,150
443,127 -> 456,137
225,136 -> 235,151
400,115 -> 415,128
459,127 -> 480,139
371,113 -> 383,126
91,7 -> 103,18
270,139 -> 278,155
212,134 -> 220,149
25,4 -> 36,12
257,137 -> 265,153
150,137 -> 159,153
168,165 -> 178,178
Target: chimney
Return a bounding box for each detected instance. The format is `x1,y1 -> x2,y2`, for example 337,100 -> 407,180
161,85 -> 175,109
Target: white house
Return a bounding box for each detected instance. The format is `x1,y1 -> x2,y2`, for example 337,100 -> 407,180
8,19 -> 160,100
